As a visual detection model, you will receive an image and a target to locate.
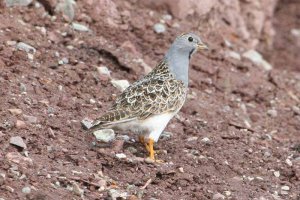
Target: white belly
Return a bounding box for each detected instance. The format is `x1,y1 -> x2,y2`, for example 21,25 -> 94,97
114,112 -> 176,142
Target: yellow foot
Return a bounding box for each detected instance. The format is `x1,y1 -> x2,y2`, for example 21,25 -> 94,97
145,157 -> 164,164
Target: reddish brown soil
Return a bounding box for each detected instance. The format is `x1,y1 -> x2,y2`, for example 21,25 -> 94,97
0,1 -> 299,200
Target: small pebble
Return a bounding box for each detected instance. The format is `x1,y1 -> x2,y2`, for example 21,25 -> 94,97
153,23 -> 166,34
178,167 -> 184,173
144,157 -> 155,164
115,153 -> 126,159
212,193 -> 225,200
5,0 -> 32,6
291,29 -> 300,37
267,109 -> 277,117
108,189 -> 128,200
72,181 -> 84,196
93,129 -> 115,143
97,66 -> 111,77
285,158 -> 292,166
81,118 -> 94,130
16,42 -> 36,53
126,146 -> 137,154
23,115 -> 38,124
160,131 -> 173,139
89,99 -> 96,104
15,120 -> 26,128
7,40 -> 17,46
111,79 -> 130,92
201,137 -> 210,143
274,171 -> 280,178
224,191 -> 231,196
72,23 -> 90,32
162,14 -> 172,21
292,106 -> 300,115
187,137 -> 198,142
8,108 -> 22,115
117,135 -> 130,141
242,49 -> 272,71
62,57 -> 69,64
281,185 -> 290,191
27,53 -> 34,60
22,186 -> 31,194
226,50 -> 241,60
19,83 -> 27,93
10,136 -> 27,149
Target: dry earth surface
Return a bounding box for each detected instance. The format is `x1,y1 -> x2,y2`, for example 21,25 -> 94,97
0,0 -> 299,200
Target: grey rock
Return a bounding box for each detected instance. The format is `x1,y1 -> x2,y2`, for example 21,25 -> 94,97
291,29 -> 300,37
58,60 -> 64,65
89,99 -> 96,104
126,146 -> 137,154
201,137 -> 211,143
285,158 -> 292,166
72,181 -> 84,196
242,50 -> 272,71
23,115 -> 38,124
19,83 -> 27,93
213,193 -> 225,199
292,106 -> 300,115
97,66 -> 111,77
21,186 -> 31,194
267,109 -> 277,117
281,185 -> 290,191
8,108 -> 22,115
6,152 -> 33,167
274,171 -> 280,177
111,79 -> 130,92
116,135 -> 130,141
160,131 -> 173,139
10,136 -> 27,149
93,129 -> 115,143
16,42 -> 36,53
5,0 -> 32,7
81,118 -> 94,130
72,22 -> 90,32
153,23 -> 166,34
187,136 -> 198,142
162,14 -> 172,21
226,50 -> 241,60
56,0 -> 76,21
6,40 -> 17,46
62,57 -> 69,64
108,189 -> 128,200
115,153 -> 126,159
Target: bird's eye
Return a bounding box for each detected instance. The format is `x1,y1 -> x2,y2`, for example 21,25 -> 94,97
188,37 -> 193,42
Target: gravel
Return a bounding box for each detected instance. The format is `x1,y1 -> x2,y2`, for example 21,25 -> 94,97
242,49 -> 272,71
72,22 -> 90,32
16,42 -> 36,53
21,186 -> 31,194
153,23 -> 166,33
93,129 -> 115,143
10,136 -> 27,149
111,79 -> 130,92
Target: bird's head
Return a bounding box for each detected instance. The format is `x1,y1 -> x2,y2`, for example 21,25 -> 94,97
172,33 -> 208,59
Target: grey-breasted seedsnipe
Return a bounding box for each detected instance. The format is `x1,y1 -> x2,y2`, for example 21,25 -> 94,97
90,33 -> 208,161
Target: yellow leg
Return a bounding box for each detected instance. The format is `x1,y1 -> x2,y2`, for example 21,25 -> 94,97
147,138 -> 155,160
139,135 -> 150,152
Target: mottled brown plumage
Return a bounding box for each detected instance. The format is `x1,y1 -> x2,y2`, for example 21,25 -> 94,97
92,59 -> 187,128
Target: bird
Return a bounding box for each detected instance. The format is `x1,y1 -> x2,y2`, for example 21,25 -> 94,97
90,33 -> 208,161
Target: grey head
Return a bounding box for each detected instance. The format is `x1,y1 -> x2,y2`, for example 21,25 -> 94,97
165,33 -> 208,86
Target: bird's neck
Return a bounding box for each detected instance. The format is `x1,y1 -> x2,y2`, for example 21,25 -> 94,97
165,48 -> 190,87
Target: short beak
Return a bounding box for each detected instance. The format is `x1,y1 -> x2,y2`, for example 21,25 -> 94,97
197,43 -> 209,51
